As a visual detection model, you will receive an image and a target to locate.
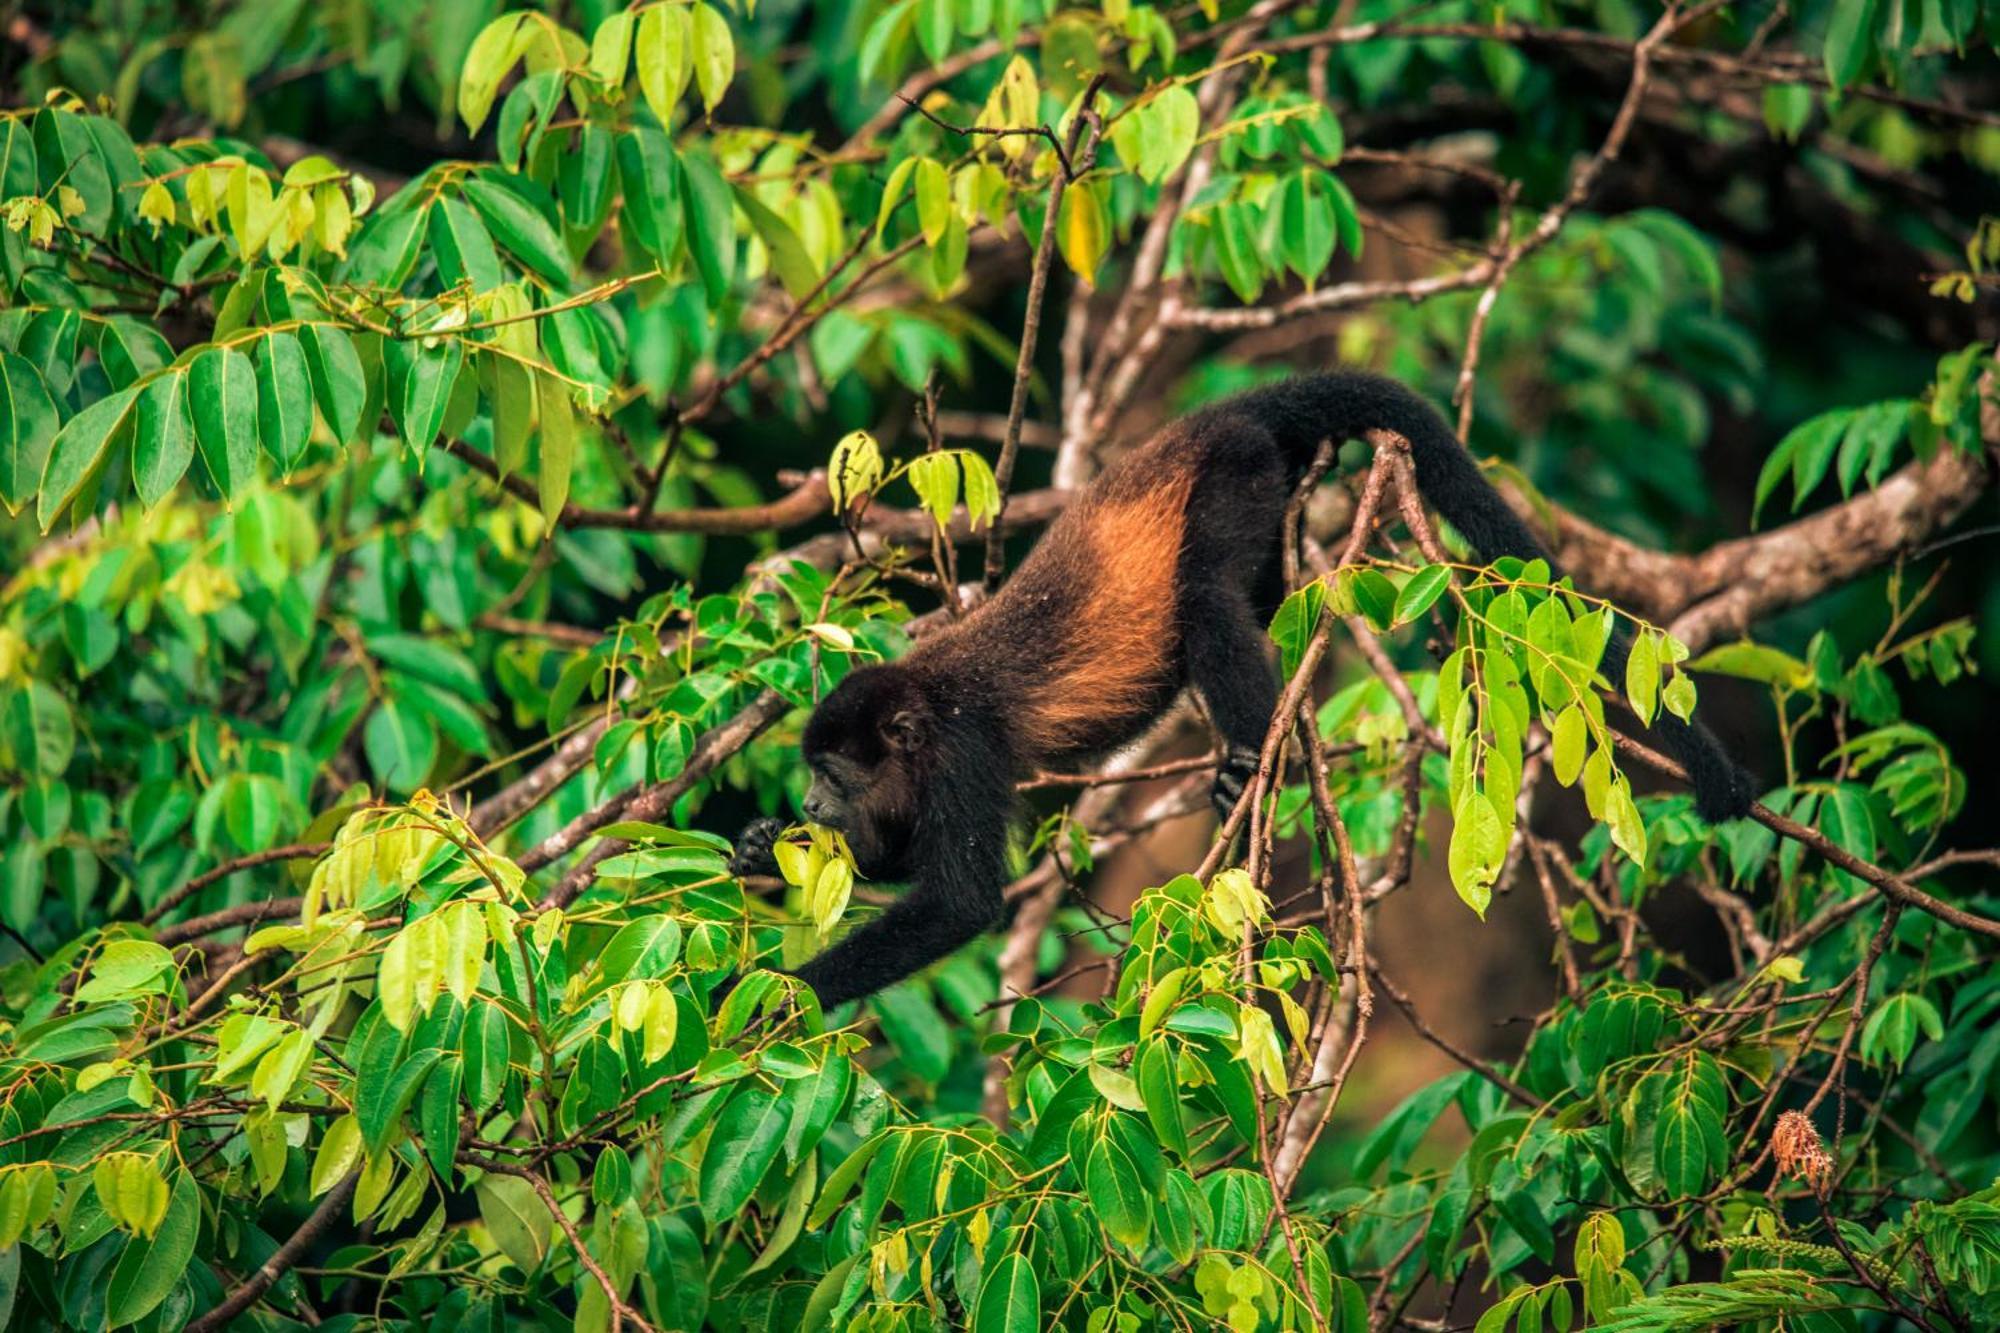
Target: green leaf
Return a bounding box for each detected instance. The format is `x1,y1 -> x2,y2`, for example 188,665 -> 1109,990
311,1114 -> 363,1196
384,335 -> 465,457
1651,1089 -> 1720,1198
38,386 -> 138,531
616,126 -> 684,266
974,1250 -> 1041,1333
1756,410 -> 1848,521
34,107 -> 111,234
1137,1040 -> 1188,1156
698,1082 -> 790,1225
132,369 -> 194,507
0,353 -> 58,515
587,10 -> 634,86
1268,579 -> 1325,678
256,329 -> 314,471
105,1169 -> 199,1326
463,1003 -> 512,1114
421,1054 -> 464,1178
876,157 -> 919,240
1393,564 -> 1452,626
1278,170 -> 1335,287
94,317 -> 170,389
488,354 -> 535,479
1762,84 -> 1815,141
359,1046 -> 442,1152
365,696 -> 439,794
1604,778 -> 1647,865
806,1133 -> 889,1229
276,296 -> 347,397
0,115 -> 36,198
1139,967 -> 1186,1039
462,176 -> 571,283
1138,86 -> 1199,184
914,0 -> 957,65
1446,788 -> 1506,919
735,185 -> 821,299
593,914 -> 684,989
1860,992 -> 1943,1069
1086,1138 -> 1151,1249
189,344 -> 260,500
536,371 -> 573,526
459,13 -> 529,133
1550,706 -> 1587,787
76,939 -> 176,1002
429,196 -> 506,291
679,152 -> 737,304
783,1053 -> 852,1165
1686,641 -> 1813,688
1824,0 -> 1880,89
904,450 -> 961,528
474,1171 -> 550,1274
873,984 -> 951,1083
1213,201 -> 1265,303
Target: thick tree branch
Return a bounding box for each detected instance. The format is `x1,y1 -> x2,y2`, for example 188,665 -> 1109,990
1534,444 -> 1992,650
186,1170 -> 360,1332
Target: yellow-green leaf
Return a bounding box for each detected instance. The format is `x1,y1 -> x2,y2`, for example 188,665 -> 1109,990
1550,705 -> 1587,787
915,158 -> 950,247
1625,629 -> 1659,725
691,3 -> 735,113
635,4 -> 693,124
1057,177 -> 1111,283
312,1114 -> 364,1196
537,371 -> 573,527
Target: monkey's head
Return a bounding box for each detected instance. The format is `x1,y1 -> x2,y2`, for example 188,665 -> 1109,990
799,663 -> 934,875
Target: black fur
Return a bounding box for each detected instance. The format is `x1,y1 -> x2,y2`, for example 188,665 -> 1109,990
736,370 -> 1756,1010
781,666 -> 1015,1009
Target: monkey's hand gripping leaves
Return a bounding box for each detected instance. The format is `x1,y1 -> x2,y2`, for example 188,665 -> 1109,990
727,815 -> 788,880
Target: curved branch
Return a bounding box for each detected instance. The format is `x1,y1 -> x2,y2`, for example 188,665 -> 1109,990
186,1170 -> 359,1332
143,843 -> 328,926
1535,443 -> 1993,652
441,439 -> 832,534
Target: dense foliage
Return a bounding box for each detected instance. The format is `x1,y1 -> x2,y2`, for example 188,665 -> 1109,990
1,1 -> 1998,1330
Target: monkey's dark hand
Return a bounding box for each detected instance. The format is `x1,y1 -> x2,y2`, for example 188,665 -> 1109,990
1212,745 -> 1261,823
729,816 -> 788,879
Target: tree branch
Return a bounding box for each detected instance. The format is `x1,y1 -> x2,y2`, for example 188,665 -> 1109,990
186,1169 -> 360,1332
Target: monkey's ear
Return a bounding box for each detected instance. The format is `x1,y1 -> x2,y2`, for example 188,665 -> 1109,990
882,707 -> 929,753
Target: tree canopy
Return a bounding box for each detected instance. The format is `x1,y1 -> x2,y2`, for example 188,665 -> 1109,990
1,1 -> 1998,1331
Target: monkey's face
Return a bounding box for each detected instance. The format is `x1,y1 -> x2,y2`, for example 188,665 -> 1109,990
799,665 -> 933,878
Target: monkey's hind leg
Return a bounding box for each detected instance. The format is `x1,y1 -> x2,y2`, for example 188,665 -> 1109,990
1184,584 -> 1283,824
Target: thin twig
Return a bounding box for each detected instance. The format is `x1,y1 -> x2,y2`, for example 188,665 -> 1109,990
144,843 -> 330,925
985,75 -> 1109,590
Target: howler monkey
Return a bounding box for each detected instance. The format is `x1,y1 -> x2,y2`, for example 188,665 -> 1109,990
729,371 -> 1755,1009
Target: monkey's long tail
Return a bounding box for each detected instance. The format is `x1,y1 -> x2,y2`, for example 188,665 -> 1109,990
1229,370 -> 1757,824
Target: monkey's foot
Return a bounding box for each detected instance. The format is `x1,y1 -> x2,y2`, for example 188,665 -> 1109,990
1212,745 -> 1262,822
729,815 -> 788,878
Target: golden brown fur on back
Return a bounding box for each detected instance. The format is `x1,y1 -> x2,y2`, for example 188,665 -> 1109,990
909,428 -> 1197,765
1021,465 -> 1194,757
